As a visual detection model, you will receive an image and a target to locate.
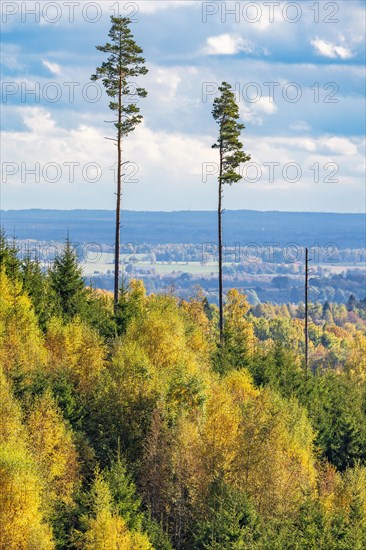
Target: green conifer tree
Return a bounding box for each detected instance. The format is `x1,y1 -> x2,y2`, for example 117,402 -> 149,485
0,229 -> 21,280
21,252 -> 50,327
193,477 -> 259,549
50,237 -> 86,320
211,82 -> 250,343
105,454 -> 143,531
91,16 -> 148,313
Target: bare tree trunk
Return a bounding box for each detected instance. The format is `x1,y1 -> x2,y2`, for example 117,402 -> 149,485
305,247 -> 309,375
114,67 -> 123,313
218,146 -> 224,344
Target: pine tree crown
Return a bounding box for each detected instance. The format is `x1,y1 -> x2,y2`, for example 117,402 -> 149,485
91,16 -> 148,136
212,81 -> 251,185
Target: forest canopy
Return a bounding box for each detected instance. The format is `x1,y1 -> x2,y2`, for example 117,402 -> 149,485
1,233 -> 366,549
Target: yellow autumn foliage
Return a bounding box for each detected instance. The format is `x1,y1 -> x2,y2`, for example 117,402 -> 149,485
332,465 -> 366,518
122,294 -> 210,389
180,292 -> 214,360
0,367 -> 55,549
224,289 -> 256,356
27,391 -> 79,508
181,368 -> 316,518
0,270 -> 46,377
345,333 -> 366,381
83,474 -> 152,550
45,316 -> 105,393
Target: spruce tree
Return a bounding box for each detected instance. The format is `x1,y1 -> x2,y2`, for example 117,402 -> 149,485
105,456 -> 143,531
347,294 -> 358,312
211,82 -> 250,343
193,477 -> 259,549
50,237 -> 86,320
21,252 -> 49,327
91,16 -> 148,313
0,229 -> 21,281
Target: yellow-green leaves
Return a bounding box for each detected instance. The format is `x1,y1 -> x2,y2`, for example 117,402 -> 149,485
82,473 -> 152,550
0,270 -> 46,377
26,391 -> 79,509
46,317 -> 105,394
0,367 -> 55,549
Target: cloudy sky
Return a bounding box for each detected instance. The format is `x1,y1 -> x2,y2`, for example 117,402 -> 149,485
1,0 -> 365,212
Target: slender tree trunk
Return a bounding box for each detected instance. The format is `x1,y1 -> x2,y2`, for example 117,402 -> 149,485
218,145 -> 224,344
114,66 -> 123,313
305,247 -> 309,375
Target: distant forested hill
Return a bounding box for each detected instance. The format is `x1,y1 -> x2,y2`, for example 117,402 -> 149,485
1,209 -> 365,248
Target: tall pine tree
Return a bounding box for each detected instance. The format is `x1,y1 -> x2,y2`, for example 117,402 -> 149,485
91,16 -> 148,313
212,82 -> 250,343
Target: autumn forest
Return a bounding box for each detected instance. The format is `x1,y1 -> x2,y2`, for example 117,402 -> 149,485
1,227 -> 366,548
1,12 -> 366,550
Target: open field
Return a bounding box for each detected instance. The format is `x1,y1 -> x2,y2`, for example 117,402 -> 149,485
80,257 -> 365,277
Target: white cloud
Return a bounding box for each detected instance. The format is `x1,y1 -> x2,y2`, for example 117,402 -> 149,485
255,96 -> 277,114
204,34 -> 253,55
42,60 -> 62,75
311,38 -> 353,59
319,136 -> 359,156
136,1 -> 197,13
263,136 -> 359,159
0,44 -> 24,70
129,124 -> 214,177
21,107 -> 58,134
269,136 -> 317,153
240,97 -> 277,126
1,107 -> 364,212
154,68 -> 182,101
97,0 -> 197,15
290,121 -> 311,131
1,107 -> 216,209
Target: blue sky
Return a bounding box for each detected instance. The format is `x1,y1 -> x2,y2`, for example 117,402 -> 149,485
1,0 -> 365,212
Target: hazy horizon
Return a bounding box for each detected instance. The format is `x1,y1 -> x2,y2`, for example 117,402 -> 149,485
1,208 -> 365,215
